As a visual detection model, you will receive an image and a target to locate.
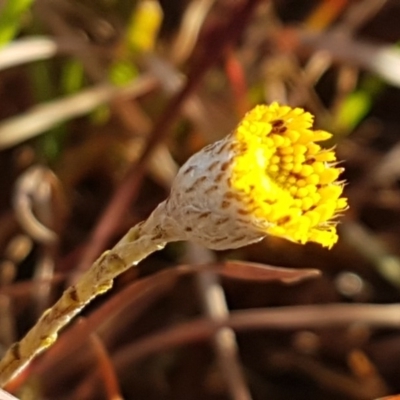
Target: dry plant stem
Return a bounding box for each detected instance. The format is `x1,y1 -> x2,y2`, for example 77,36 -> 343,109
28,263 -> 319,383
196,271 -> 253,400
30,267 -> 182,388
112,303 -> 400,371
188,243 -> 252,400
0,204 -> 173,387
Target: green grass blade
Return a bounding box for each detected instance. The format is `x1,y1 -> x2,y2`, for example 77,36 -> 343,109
0,0 -> 34,46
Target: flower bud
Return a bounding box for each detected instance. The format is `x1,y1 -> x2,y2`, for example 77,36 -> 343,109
160,103 -> 347,250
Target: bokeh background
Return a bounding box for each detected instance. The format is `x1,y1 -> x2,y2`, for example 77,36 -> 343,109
1,0 -> 400,399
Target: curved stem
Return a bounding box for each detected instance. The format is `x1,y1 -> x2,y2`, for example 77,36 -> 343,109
0,203 -> 172,387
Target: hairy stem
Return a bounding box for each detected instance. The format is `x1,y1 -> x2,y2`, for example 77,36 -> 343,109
0,203 -> 172,387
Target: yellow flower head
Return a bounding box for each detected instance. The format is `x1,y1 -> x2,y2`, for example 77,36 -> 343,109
164,102 -> 347,250
230,102 -> 347,248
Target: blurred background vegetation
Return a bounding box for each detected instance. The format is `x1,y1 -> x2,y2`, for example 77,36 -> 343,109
2,0 -> 400,399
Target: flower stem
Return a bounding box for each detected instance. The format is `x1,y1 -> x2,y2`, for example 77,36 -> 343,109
0,204 -> 171,387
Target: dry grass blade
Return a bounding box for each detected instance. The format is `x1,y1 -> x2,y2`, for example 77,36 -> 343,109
0,389 -> 19,400
170,0 -> 216,64
219,261 -> 320,283
297,29 -> 400,87
89,333 -> 123,400
196,270 -> 252,400
0,37 -> 57,70
110,303 -> 400,375
0,76 -> 157,150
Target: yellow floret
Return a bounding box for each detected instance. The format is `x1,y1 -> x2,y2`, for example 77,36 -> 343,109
230,102 -> 348,248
